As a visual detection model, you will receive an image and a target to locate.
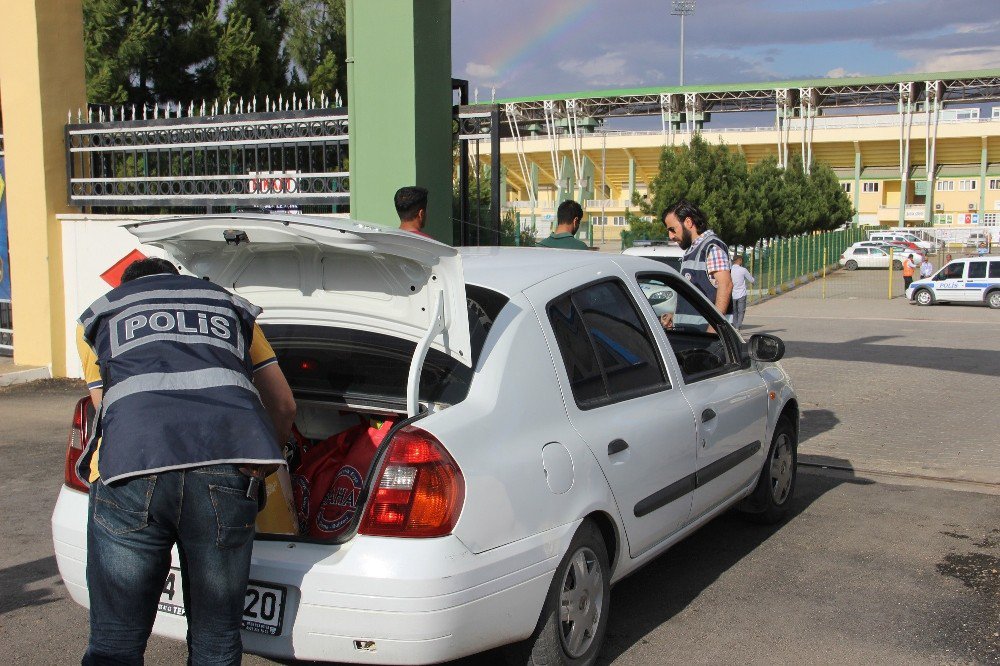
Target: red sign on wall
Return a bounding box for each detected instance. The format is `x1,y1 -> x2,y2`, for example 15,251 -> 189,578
100,249 -> 148,288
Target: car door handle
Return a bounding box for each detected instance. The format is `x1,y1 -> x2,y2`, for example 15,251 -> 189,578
701,408 -> 717,422
608,439 -> 629,455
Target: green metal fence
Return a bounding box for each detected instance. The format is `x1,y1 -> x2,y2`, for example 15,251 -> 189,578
739,227 -> 868,305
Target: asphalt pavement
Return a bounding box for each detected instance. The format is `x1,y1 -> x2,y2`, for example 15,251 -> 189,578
2,285 -> 998,664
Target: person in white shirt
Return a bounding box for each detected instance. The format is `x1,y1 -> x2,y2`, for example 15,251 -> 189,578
919,257 -> 934,279
730,255 -> 755,329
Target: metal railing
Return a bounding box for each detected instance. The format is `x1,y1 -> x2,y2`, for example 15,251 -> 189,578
66,108 -> 349,209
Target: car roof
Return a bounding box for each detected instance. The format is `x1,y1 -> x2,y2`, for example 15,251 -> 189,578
460,247 -> 677,295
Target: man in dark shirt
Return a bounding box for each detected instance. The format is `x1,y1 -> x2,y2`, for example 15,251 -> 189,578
539,199 -> 589,250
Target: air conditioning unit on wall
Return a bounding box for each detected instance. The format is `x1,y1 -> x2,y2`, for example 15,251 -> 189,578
935,203 -> 943,210
968,203 -> 976,210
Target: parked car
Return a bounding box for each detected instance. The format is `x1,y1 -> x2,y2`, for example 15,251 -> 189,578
906,256 -> 1000,308
622,239 -> 684,272
850,241 -> 924,265
52,215 -> 799,665
840,245 -> 895,270
867,231 -> 933,251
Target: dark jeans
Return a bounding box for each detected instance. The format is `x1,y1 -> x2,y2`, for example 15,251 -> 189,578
903,275 -> 913,289
83,465 -> 258,666
732,296 -> 748,329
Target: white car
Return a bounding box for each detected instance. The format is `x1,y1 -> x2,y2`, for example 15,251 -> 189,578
622,240 -> 684,272
906,256 -> 1000,308
849,241 -> 924,265
840,245 -> 894,270
52,215 -> 799,665
867,231 -> 934,251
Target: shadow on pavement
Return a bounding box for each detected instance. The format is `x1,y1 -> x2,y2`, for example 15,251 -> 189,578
784,337 -> 1000,377
0,555 -> 63,615
799,408 -> 840,444
595,465 -> 873,665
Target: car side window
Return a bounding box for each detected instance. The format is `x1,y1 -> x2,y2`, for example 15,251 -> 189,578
968,261 -> 987,279
936,263 -> 964,280
855,248 -> 868,255
637,273 -> 741,384
990,262 -> 1000,279
547,279 -> 669,409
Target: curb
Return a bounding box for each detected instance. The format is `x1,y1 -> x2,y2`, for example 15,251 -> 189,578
0,366 -> 52,388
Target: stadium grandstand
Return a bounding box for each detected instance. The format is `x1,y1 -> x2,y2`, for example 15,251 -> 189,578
474,69 -> 1000,246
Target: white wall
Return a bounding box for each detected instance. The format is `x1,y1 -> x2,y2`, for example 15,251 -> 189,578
59,214 -> 166,379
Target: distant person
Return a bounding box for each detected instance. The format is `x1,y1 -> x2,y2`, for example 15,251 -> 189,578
919,256 -> 934,279
945,253 -> 953,264
902,254 -> 916,289
394,186 -> 432,238
730,255 -> 756,329
538,200 -> 589,250
661,199 -> 733,321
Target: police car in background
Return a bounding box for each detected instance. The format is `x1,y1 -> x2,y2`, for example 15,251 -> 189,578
906,256 -> 1000,308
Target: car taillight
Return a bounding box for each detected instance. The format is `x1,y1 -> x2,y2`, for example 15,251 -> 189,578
64,397 -> 93,493
358,428 -> 464,538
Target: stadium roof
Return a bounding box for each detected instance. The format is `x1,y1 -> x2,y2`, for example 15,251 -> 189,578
473,69 -> 1000,121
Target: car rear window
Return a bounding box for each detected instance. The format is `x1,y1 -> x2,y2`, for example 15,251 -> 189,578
990,262 -> 1000,279
262,285 -> 508,409
968,261 -> 987,279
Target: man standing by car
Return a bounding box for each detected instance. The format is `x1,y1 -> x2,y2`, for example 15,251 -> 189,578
395,185 -> 433,238
76,257 -> 296,665
730,254 -> 755,329
902,253 -> 916,290
661,199 -> 734,323
538,199 -> 589,250
919,255 -> 934,279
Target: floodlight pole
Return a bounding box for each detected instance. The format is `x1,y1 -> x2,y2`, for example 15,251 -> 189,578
671,1 -> 696,86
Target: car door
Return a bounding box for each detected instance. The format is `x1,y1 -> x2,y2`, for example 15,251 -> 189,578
963,261 -> 989,301
525,268 -> 697,558
932,262 -> 967,302
868,247 -> 889,268
633,272 -> 768,523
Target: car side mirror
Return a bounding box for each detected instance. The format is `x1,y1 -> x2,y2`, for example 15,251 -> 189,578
748,334 -> 785,362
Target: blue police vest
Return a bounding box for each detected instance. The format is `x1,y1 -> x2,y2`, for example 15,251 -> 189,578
77,273 -> 283,484
676,231 -> 733,327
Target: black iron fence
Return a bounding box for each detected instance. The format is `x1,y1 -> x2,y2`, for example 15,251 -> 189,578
66,107 -> 348,211
454,103 -> 501,246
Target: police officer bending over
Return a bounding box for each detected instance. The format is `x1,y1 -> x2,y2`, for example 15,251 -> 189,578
75,257 -> 296,665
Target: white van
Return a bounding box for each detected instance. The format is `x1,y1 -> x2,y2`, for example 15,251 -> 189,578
868,231 -> 933,251
906,256 -> 1000,308
622,239 -> 685,271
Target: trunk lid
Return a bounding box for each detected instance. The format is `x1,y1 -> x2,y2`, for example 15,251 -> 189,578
127,214 -> 472,369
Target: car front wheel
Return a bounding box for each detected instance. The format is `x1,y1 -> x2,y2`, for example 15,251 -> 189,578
915,289 -> 934,306
508,520 -> 611,666
845,260 -> 858,271
740,417 -> 797,524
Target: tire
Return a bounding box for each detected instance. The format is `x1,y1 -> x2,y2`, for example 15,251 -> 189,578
987,290 -> 1000,310
740,417 -> 797,525
914,289 -> 934,306
506,520 -> 611,666
845,260 -> 858,271
892,259 -> 902,270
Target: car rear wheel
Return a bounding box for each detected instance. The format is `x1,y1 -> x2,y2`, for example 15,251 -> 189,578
845,260 -> 858,271
507,520 -> 610,666
987,290 -> 1000,309
914,289 -> 934,306
740,417 -> 797,524
892,259 -> 902,270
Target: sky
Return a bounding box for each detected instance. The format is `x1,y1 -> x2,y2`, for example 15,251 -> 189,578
451,0 -> 1000,102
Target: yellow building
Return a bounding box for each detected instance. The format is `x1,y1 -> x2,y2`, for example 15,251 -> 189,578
480,71 -> 1000,246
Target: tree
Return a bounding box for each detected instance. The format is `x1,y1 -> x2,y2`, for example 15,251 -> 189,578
284,0 -> 347,102
83,0 -> 160,104
216,0 -> 290,101
632,135 -> 854,248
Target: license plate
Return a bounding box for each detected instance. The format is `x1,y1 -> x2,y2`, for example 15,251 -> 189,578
159,568 -> 287,636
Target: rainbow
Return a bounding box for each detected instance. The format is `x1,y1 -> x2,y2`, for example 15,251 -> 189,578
480,0 -> 601,86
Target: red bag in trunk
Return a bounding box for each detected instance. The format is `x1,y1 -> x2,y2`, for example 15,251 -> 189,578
291,419 -> 396,538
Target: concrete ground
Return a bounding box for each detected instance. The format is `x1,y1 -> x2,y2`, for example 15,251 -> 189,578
1,282 -> 998,665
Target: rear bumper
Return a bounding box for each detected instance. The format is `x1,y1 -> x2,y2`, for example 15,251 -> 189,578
52,485 -> 571,664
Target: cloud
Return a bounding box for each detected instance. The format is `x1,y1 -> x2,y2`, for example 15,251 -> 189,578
557,52 -> 630,87
901,45 -> 1000,73
826,67 -> 866,78
465,62 -> 498,80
